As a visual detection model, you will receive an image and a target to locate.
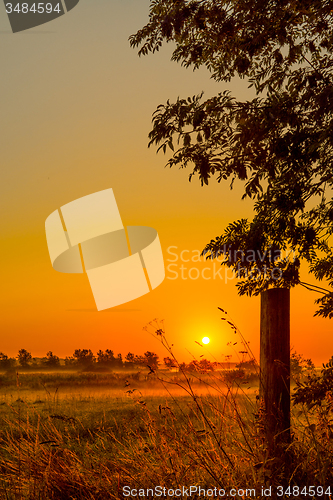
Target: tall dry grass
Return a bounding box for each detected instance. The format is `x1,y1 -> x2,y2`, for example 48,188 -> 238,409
0,372 -> 332,498
0,321 -> 332,499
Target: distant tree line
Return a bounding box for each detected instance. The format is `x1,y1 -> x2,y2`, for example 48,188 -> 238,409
0,348 -> 225,372
0,349 -> 161,371
0,349 -> 314,378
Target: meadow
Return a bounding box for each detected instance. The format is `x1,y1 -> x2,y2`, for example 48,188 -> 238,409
0,367 -> 332,500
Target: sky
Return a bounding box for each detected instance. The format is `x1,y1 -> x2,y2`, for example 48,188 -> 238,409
0,0 -> 332,366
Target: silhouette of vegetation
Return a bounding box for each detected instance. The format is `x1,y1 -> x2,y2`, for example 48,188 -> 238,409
0,323 -> 329,496
290,349 -> 315,382
41,351 -> 60,368
236,358 -> 257,373
186,358 -> 214,371
1,345 -> 322,392
65,349 -> 95,370
0,352 -> 15,371
17,348 -> 32,368
163,356 -> 176,368
143,350 -> 159,370
131,0 -> 333,315
124,351 -> 135,368
0,349 -> 162,372
0,367 -> 332,498
96,348 -> 115,365
293,356 -> 333,411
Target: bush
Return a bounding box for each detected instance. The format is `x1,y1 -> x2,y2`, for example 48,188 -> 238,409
290,350 -> 315,382
292,356 -> 333,413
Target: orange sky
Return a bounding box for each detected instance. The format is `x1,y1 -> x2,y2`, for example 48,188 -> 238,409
0,1 -> 332,366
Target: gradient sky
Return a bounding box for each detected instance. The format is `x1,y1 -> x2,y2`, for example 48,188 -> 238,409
0,0 -> 332,366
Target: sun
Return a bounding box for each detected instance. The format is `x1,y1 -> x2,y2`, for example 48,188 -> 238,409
202,337 -> 210,345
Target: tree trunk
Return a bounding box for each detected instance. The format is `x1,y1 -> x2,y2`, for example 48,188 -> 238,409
260,288 -> 291,451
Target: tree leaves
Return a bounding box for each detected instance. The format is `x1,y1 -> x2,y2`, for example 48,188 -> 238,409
131,0 -> 333,317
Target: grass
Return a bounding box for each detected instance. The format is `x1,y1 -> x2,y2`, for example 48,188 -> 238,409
0,366 -> 332,499
0,318 -> 331,499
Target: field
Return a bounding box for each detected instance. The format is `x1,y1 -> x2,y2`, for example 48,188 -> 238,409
0,369 -> 332,500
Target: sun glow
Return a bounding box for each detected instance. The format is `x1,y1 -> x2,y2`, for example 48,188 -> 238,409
202,337 -> 210,345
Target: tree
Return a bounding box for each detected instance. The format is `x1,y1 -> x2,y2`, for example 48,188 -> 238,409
125,352 -> 135,367
17,349 -> 32,368
64,356 -> 76,367
293,356 -> 333,410
0,352 -> 15,371
97,349 -> 116,367
130,0 -> 333,315
186,358 -> 214,371
198,358 -> 214,371
72,349 -> 95,368
134,354 -> 146,366
116,353 -> 123,369
131,0 -> 333,452
163,356 -> 177,368
236,358 -> 258,374
290,350 -> 315,382
144,351 -> 159,370
42,351 -> 60,368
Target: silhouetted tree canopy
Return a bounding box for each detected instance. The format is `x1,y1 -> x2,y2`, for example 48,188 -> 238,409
0,352 -> 15,370
97,349 -> 115,365
42,351 -> 60,367
144,351 -> 160,370
130,0 -> 333,317
163,356 -> 177,368
72,349 -> 95,368
17,349 -> 32,367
